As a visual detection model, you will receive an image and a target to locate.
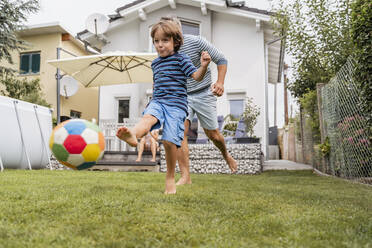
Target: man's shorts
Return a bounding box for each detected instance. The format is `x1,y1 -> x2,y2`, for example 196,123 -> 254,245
187,87 -> 218,130
143,100 -> 186,147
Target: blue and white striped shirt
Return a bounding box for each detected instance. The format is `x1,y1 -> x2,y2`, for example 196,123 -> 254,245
151,52 -> 197,114
179,34 -> 228,94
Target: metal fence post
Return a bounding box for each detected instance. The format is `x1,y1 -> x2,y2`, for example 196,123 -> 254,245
317,83 -> 327,173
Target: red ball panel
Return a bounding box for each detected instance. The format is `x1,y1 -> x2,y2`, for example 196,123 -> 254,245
63,135 -> 87,154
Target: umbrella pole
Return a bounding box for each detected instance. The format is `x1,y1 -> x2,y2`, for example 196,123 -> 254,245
56,47 -> 61,124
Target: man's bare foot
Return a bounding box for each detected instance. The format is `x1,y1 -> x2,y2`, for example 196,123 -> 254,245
116,127 -> 138,147
150,158 -> 156,162
176,177 -> 192,185
164,178 -> 176,194
226,154 -> 238,173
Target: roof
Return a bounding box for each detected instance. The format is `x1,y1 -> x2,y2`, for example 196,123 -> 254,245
17,22 -> 88,52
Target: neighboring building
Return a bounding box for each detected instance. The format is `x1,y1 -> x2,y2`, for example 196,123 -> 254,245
77,0 -> 284,157
1,22 -> 99,122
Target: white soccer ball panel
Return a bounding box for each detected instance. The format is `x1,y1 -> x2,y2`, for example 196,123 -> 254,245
67,154 -> 86,166
54,127 -> 69,144
81,128 -> 99,144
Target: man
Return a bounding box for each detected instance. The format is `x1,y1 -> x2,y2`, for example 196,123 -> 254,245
161,17 -> 238,185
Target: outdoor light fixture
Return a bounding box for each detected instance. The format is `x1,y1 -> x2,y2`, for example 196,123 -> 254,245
226,0 -> 245,7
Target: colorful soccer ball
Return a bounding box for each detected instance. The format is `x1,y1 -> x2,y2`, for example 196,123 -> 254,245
49,119 -> 105,170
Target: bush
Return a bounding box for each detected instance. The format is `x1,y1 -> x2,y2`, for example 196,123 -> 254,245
0,73 -> 50,107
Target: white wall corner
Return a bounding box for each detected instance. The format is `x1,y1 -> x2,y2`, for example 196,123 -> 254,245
201,2 -> 208,16
168,0 -> 176,9
256,19 -> 261,32
138,8 -> 147,21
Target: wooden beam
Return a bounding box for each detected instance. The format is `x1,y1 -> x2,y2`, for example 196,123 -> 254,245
256,19 -> 261,32
168,0 -> 176,9
201,2 -> 207,16
138,8 -> 147,21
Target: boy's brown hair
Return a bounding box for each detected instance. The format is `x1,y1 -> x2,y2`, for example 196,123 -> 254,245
151,20 -> 183,52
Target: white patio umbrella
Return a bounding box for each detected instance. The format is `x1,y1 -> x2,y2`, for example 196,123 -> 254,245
47,51 -> 158,87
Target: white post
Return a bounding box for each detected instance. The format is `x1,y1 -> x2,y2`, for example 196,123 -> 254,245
264,43 -> 269,160
0,155 -> 4,171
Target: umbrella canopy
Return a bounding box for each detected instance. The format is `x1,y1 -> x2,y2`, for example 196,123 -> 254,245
48,51 -> 158,87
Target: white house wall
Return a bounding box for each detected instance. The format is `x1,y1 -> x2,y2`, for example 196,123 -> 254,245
211,11 -> 267,152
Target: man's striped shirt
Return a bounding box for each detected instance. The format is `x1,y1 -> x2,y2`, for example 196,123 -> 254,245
151,52 -> 197,114
179,34 -> 228,94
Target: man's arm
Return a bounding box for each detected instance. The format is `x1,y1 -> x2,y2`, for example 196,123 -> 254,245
198,36 -> 228,97
211,64 -> 227,96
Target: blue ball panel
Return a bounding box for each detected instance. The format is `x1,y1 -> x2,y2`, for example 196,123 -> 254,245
64,121 -> 86,135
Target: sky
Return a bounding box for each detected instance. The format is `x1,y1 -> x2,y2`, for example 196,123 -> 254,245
26,0 -> 272,35
25,0 -> 294,128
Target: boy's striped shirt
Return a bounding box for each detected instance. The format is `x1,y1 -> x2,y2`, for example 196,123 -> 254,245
179,34 -> 228,94
151,52 -> 197,114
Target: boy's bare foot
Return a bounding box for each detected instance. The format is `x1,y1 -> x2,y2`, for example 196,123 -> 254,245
135,158 -> 141,162
164,178 -> 176,194
176,177 -> 192,185
116,127 -> 138,147
150,158 -> 156,162
226,155 -> 238,173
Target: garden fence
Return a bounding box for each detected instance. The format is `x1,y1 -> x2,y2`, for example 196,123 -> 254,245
318,58 -> 371,184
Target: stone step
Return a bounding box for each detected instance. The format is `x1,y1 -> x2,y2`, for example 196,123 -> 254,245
100,151 -> 160,162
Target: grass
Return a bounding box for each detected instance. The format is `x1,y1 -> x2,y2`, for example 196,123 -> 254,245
0,170 -> 371,248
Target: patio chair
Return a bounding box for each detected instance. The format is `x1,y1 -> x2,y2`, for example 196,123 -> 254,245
187,117 -> 198,144
217,115 -> 224,132
235,119 -> 248,138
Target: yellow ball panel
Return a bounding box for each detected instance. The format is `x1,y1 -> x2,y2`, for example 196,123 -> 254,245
82,144 -> 101,162
49,132 -> 54,149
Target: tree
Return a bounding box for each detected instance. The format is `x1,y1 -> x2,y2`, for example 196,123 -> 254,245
350,0 -> 372,126
271,0 -> 353,99
0,0 -> 39,74
222,97 -> 260,137
241,97 -> 260,137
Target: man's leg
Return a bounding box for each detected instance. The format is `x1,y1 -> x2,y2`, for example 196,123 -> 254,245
136,137 -> 146,162
204,128 -> 237,173
176,119 -> 191,185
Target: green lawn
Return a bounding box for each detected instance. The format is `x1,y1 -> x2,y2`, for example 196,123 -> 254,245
0,170 -> 371,248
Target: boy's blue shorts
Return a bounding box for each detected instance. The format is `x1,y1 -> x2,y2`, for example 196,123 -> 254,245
143,100 -> 186,147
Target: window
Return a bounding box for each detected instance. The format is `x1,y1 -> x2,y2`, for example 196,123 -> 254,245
70,110 -> 81,119
118,99 -> 130,123
20,52 -> 40,74
181,21 -> 200,35
229,99 -> 244,118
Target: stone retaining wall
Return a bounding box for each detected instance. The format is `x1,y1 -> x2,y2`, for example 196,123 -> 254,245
160,143 -> 262,174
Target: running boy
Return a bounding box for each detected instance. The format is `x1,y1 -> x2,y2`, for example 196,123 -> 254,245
116,20 -> 211,194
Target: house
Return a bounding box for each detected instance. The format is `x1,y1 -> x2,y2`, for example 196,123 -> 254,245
77,0 -> 284,158
1,22 -> 99,122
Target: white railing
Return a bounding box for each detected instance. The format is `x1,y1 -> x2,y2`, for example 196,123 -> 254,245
99,118 -> 141,151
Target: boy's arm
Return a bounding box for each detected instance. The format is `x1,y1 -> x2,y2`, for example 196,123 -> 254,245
191,51 -> 211,82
